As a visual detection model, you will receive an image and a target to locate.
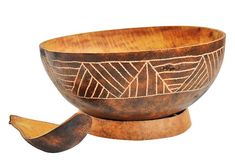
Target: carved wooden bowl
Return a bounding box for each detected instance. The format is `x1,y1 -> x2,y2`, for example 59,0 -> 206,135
40,26 -> 225,121
9,26 -> 226,152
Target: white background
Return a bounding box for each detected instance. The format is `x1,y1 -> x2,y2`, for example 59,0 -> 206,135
0,0 -> 234,164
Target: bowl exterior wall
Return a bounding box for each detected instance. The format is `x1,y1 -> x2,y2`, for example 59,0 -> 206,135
40,37 -> 225,120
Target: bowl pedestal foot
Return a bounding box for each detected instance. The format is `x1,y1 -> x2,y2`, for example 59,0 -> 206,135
85,109 -> 191,140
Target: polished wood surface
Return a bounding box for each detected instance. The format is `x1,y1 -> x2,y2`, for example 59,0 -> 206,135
10,113 -> 91,153
10,26 -> 226,152
89,109 -> 191,140
40,26 -> 224,53
40,26 -> 225,120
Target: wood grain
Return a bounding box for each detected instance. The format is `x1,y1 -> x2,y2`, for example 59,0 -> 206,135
40,26 -> 225,120
88,109 -> 191,140
40,26 -> 223,53
9,113 -> 91,153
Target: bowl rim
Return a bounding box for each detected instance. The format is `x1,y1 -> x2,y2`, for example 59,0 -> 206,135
39,25 -> 226,55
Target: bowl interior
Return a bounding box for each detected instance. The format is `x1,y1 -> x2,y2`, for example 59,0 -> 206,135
40,26 -> 224,54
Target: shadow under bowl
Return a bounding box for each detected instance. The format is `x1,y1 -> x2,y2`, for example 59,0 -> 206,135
39,26 -> 225,121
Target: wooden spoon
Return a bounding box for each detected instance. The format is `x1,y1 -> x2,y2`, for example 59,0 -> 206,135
9,113 -> 91,153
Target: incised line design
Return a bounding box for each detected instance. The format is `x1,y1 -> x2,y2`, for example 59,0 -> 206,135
48,46 -> 224,99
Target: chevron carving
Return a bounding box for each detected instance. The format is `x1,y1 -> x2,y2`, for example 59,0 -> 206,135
49,46 -> 224,99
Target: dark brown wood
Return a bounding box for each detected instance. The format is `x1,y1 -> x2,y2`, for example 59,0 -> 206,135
88,109 -> 191,140
40,26 -> 225,121
9,113 -> 91,153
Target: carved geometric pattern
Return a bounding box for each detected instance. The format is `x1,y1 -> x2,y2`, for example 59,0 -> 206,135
49,46 -> 224,99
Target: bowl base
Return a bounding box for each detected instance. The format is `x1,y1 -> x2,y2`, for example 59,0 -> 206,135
85,109 -> 191,140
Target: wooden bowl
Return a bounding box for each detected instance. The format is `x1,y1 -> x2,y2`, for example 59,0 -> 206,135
40,26 -> 225,121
